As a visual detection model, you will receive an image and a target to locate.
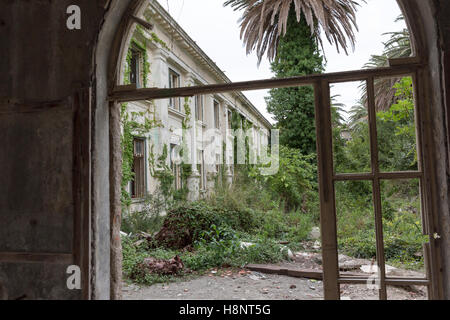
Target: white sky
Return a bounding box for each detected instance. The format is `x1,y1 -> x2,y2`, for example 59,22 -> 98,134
156,0 -> 406,123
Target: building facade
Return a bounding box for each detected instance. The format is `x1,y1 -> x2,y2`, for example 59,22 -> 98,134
123,1 -> 272,209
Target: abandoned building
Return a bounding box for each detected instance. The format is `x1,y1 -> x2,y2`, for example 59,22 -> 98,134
123,1 -> 271,207
0,0 -> 450,300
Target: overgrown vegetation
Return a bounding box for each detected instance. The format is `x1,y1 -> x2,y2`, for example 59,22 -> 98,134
266,9 -> 323,153
122,10 -> 426,287
122,161 -> 320,285
332,73 -> 426,270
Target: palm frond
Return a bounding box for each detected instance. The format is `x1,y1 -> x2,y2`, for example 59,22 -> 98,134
359,16 -> 412,111
224,0 -> 362,63
348,101 -> 368,129
331,94 -> 347,126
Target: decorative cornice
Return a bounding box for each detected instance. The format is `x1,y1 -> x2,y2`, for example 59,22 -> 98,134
145,0 -> 272,129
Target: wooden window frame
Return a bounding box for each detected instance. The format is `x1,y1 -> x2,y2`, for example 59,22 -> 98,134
195,94 -> 203,122
227,109 -> 233,130
168,68 -> 181,111
131,137 -> 146,199
110,60 -> 442,300
129,48 -> 141,88
213,99 -> 220,129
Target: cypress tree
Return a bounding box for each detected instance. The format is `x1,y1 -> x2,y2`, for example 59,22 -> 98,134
266,8 -> 324,154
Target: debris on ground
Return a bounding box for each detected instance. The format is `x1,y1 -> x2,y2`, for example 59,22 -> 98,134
338,255 -> 365,271
292,252 -> 323,269
132,231 -> 155,247
312,241 -> 321,250
240,242 -> 255,249
280,246 -> 294,259
249,272 -> 267,281
152,210 -> 195,249
132,256 -> 185,278
308,227 -> 321,240
360,264 -> 397,274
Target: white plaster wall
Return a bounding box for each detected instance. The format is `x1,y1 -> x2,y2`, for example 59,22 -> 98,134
126,2 -> 272,202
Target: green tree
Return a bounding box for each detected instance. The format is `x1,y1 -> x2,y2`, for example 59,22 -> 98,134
224,0 -> 360,153
265,8 -> 324,152
339,76 -> 417,174
224,0 -> 359,63
250,145 -> 318,212
377,77 -> 417,171
362,15 -> 412,111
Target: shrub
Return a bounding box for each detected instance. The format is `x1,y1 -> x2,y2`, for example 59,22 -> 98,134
122,234 -> 287,285
122,192 -> 166,235
250,146 -> 318,212
153,201 -> 261,249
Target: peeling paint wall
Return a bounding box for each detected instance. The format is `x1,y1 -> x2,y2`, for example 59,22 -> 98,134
0,0 -> 113,300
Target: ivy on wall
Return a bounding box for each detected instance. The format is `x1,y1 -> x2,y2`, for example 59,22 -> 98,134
120,103 -> 162,207
176,97 -> 193,201
121,23 -> 172,208
231,110 -> 242,166
149,144 -> 174,199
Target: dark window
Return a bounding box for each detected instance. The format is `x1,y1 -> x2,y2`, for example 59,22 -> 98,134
195,95 -> 203,121
169,69 -> 181,111
129,49 -> 141,88
131,138 -> 145,198
214,100 -> 220,129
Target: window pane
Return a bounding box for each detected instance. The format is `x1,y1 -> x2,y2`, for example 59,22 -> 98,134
132,138 -> 145,198
375,76 -> 419,172
195,95 -> 203,121
381,179 -> 428,278
339,284 -> 380,301
340,284 -> 428,300
386,285 -> 428,300
129,49 -> 140,87
331,81 -> 371,174
335,181 -> 377,277
214,100 -> 220,129
169,69 -> 180,110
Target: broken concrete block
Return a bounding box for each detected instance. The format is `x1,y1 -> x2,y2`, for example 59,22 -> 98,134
309,227 -> 321,240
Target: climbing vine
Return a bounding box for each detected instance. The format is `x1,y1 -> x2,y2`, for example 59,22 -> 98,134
124,25 -> 169,88
231,110 -> 242,166
121,23 -> 170,208
120,102 -> 162,207
176,97 -> 193,201
149,144 -> 174,200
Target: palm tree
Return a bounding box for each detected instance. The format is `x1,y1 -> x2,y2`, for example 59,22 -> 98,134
361,15 -> 412,111
331,94 -> 347,127
348,101 -> 368,128
224,0 -> 361,63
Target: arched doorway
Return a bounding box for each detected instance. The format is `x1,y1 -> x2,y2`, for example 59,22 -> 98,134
94,0 -> 447,300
